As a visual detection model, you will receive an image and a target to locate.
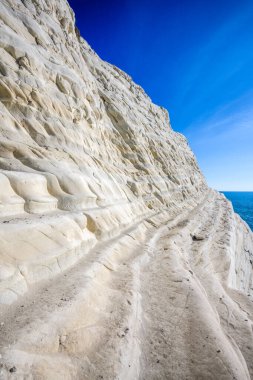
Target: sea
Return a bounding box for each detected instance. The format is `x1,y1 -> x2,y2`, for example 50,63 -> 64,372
222,192 -> 253,231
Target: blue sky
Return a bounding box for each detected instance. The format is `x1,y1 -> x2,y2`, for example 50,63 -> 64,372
68,0 -> 253,190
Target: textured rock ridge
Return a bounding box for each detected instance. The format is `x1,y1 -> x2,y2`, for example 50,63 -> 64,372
0,0 -> 252,379
0,0 -> 206,303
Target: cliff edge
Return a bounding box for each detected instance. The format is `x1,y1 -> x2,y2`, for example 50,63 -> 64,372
0,0 -> 252,379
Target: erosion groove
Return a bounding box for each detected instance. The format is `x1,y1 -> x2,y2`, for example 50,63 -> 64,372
0,0 -> 252,379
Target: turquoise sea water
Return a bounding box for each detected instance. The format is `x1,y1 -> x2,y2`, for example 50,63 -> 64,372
222,192 -> 253,231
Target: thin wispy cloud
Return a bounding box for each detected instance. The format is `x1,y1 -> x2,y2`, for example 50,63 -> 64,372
185,94 -> 253,190
186,90 -> 253,137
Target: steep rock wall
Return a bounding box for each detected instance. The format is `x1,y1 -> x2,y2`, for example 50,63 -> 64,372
0,0 -> 206,302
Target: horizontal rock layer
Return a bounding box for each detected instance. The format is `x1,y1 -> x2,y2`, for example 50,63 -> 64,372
0,0 -> 252,379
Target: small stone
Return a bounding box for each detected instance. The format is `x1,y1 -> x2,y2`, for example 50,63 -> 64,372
192,235 -> 204,241
9,366 -> 17,373
217,350 -> 221,353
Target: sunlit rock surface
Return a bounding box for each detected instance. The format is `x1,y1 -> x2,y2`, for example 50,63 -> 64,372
0,0 -> 252,379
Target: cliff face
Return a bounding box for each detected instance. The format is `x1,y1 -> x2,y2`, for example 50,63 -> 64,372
0,1 -> 252,379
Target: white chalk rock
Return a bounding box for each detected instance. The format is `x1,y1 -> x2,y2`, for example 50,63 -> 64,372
0,0 -> 252,379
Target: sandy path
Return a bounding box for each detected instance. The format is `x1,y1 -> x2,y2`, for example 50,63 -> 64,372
140,194 -> 253,380
0,191 -> 252,379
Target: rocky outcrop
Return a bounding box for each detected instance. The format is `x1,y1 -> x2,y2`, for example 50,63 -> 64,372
0,0 -> 252,379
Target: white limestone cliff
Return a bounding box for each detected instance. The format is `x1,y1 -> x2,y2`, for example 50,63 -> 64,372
0,0 -> 252,379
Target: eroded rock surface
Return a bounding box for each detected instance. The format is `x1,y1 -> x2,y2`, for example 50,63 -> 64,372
0,0 -> 252,379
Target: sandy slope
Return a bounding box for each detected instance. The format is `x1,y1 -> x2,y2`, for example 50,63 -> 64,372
0,190 -> 252,379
